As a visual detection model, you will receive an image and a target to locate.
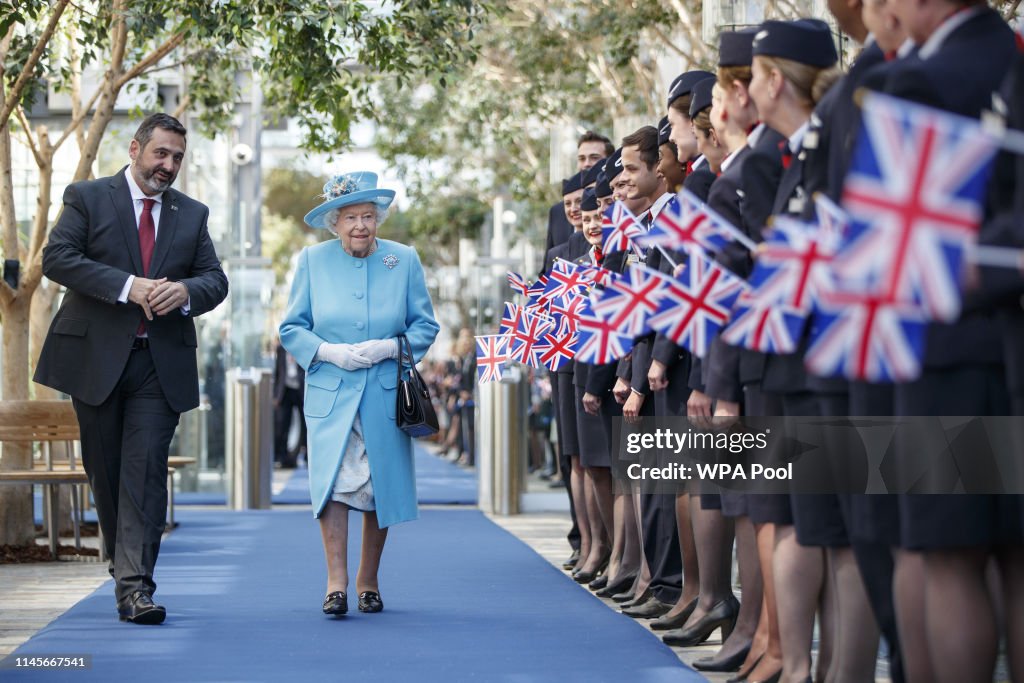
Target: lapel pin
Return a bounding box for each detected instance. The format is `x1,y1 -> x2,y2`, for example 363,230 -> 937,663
170,205 -> 178,211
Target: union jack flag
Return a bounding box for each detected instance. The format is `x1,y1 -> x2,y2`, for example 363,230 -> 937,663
839,91 -> 999,322
747,216 -> 838,313
549,292 -> 588,335
476,335 -> 510,383
721,294 -> 805,354
509,311 -> 555,367
534,329 -> 578,371
637,190 -> 750,256
813,194 -> 850,244
648,252 -> 748,357
574,298 -> 634,364
499,302 -> 522,336
524,276 -> 553,313
601,202 -> 644,255
591,264 -> 671,337
506,271 -> 530,297
804,291 -> 927,382
544,260 -> 591,300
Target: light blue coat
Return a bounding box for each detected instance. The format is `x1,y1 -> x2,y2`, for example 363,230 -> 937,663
279,238 -> 440,527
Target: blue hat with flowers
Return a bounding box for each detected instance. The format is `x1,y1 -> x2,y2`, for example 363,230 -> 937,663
303,172 -> 396,229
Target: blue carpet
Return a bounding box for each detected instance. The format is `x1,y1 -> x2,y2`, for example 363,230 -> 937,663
4,509 -> 696,682
174,444 -> 476,508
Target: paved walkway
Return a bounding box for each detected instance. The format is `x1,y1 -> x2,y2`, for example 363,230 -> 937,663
1,469 -> 1008,681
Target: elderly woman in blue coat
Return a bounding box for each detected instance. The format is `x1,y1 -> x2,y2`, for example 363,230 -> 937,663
280,172 -> 439,617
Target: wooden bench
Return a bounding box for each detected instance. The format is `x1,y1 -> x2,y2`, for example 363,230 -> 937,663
166,456 -> 197,528
0,400 -> 93,560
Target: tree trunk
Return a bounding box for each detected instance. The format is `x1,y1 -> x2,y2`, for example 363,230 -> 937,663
0,295 -> 36,545
30,281 -> 59,392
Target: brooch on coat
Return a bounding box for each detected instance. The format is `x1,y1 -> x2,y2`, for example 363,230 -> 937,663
382,253 -> 399,270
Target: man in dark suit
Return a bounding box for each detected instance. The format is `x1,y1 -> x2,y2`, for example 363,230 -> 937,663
273,338 -> 306,468
34,113 -> 229,625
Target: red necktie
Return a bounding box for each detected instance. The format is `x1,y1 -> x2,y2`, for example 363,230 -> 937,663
137,198 -> 156,334
139,198 -> 156,275
594,247 -> 603,264
778,140 -> 793,170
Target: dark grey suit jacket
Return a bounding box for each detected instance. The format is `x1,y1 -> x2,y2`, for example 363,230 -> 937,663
34,167 -> 229,413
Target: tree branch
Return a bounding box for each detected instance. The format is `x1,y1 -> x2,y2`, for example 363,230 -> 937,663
648,24 -> 690,60
14,107 -> 44,168
114,33 -> 186,90
0,0 -> 73,129
1004,0 -> 1023,20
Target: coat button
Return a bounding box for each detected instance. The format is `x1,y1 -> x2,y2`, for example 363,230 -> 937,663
355,384 -> 363,391
355,321 -> 365,330
354,291 -> 364,299
355,261 -> 364,269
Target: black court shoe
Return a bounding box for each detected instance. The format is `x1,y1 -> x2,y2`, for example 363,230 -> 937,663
358,591 -> 384,613
323,591 -> 348,616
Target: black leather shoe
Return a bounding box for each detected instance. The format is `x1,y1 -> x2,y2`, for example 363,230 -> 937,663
661,595 -> 740,647
117,591 -> 166,625
622,596 -> 672,619
693,642 -> 752,672
619,587 -> 652,609
725,652 -> 763,682
322,591 -> 348,616
573,553 -> 609,584
357,591 -> 383,613
562,549 -> 580,570
650,597 -> 698,630
588,574 -> 608,591
596,571 -> 637,598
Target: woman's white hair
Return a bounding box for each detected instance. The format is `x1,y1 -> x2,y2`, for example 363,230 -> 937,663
324,203 -> 389,236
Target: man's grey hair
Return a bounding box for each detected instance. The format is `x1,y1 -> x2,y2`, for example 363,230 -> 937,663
324,203 -> 389,236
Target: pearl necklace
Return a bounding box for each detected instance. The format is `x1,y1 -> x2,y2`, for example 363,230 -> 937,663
346,239 -> 378,259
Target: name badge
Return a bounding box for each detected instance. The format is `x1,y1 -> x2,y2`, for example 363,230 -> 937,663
627,253 -> 640,265
788,196 -> 806,214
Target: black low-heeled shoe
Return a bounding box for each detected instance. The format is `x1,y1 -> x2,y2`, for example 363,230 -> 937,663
661,595 -> 740,647
596,571 -> 637,598
358,591 -> 384,613
588,574 -> 608,591
323,591 -> 348,616
650,597 -> 698,630
692,642 -> 752,672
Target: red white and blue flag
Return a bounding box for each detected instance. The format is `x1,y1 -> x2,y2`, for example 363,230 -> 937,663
509,310 -> 555,367
549,292 -> 588,335
838,91 -> 999,323
544,259 -> 591,299
637,189 -> 752,255
476,335 -> 510,383
747,216 -> 839,313
499,302 -> 522,336
601,201 -> 644,255
591,264 -> 671,337
574,298 -> 634,364
648,252 -> 748,357
524,276 -> 553,313
534,329 -> 579,371
721,294 -> 805,354
804,291 -> 927,382
506,271 -> 530,297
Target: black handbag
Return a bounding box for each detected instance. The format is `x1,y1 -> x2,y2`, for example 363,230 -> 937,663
395,334 -> 439,438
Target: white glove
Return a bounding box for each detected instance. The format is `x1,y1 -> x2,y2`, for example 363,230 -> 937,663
353,338 -> 399,365
316,342 -> 372,370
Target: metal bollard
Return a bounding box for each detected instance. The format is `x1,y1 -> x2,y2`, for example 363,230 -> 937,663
225,368 -> 273,509
477,367 -> 527,515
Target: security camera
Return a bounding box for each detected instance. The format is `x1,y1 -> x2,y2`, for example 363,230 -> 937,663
230,143 -> 254,166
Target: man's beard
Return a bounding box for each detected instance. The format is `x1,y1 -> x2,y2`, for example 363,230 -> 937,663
137,164 -> 174,192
